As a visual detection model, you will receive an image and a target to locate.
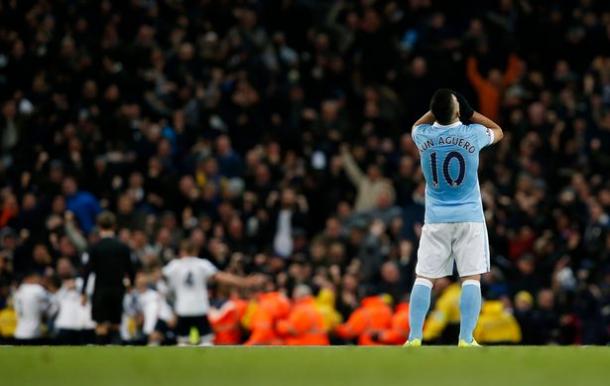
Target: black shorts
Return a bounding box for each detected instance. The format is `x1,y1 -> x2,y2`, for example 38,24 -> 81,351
176,315 -> 212,338
56,329 -> 82,345
92,287 -> 124,324
14,337 -> 47,345
55,329 -> 95,345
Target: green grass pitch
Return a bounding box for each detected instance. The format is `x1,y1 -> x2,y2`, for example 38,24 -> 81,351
2,346 -> 610,386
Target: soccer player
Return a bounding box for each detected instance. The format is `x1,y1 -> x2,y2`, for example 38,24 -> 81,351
130,271 -> 175,345
404,89 -> 503,347
163,240 -> 260,345
81,211 -> 135,344
14,272 -> 53,344
54,275 -> 96,345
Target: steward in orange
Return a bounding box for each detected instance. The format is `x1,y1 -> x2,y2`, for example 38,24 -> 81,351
277,285 -> 329,345
334,295 -> 392,345
209,298 -> 248,345
244,290 -> 291,345
372,302 -> 410,345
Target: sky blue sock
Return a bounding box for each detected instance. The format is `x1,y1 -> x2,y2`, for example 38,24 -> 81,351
408,278 -> 433,340
459,280 -> 482,343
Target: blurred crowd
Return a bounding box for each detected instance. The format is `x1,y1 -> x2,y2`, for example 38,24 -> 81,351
1,0 -> 610,345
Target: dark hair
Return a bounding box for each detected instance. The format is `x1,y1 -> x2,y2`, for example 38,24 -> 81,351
97,211 -> 116,230
430,88 -> 456,125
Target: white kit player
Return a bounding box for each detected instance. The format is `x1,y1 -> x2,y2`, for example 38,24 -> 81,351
54,276 -> 96,344
162,240 -> 260,345
14,272 -> 53,344
130,271 -> 175,345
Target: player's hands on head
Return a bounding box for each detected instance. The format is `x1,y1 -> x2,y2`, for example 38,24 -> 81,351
452,91 -> 474,122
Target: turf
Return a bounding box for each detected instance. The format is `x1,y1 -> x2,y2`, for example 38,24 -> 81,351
2,346 -> 610,386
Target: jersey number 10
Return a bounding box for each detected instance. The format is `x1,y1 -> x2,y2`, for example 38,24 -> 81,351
430,151 -> 466,188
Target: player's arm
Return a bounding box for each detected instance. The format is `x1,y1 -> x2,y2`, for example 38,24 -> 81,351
80,249 -> 93,304
466,56 -> 487,90
44,290 -> 58,318
413,111 -> 435,128
470,111 -> 504,144
212,271 -> 264,288
124,248 -> 136,289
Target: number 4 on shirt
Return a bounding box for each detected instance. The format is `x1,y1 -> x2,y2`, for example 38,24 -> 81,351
184,271 -> 194,287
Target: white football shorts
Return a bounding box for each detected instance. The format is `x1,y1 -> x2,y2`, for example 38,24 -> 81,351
415,222 -> 490,278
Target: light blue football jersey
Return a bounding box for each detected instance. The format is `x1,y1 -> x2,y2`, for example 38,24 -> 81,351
412,121 -> 494,223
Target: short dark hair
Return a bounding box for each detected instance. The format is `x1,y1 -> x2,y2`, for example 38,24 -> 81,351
430,89 -> 456,125
97,211 -> 116,230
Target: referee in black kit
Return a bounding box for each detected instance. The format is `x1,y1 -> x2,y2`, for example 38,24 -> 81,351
81,211 -> 135,344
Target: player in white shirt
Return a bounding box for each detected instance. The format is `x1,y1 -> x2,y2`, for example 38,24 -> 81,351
14,272 -> 52,343
53,258 -> 96,345
125,271 -> 175,345
162,240 -> 260,345
54,277 -> 96,345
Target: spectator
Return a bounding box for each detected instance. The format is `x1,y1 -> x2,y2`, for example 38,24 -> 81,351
530,289 -> 561,345
216,135 -> 243,179
270,187 -> 308,258
466,54 -> 523,122
340,145 -> 396,213
63,177 -> 102,235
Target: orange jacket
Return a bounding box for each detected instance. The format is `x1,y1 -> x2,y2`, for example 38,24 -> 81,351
276,296 -> 329,346
334,296 -> 393,345
209,299 -> 247,345
466,54 -> 522,122
244,292 -> 291,345
0,207 -> 17,228
377,303 -> 410,345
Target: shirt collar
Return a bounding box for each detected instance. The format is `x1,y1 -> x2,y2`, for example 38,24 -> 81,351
432,121 -> 462,128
